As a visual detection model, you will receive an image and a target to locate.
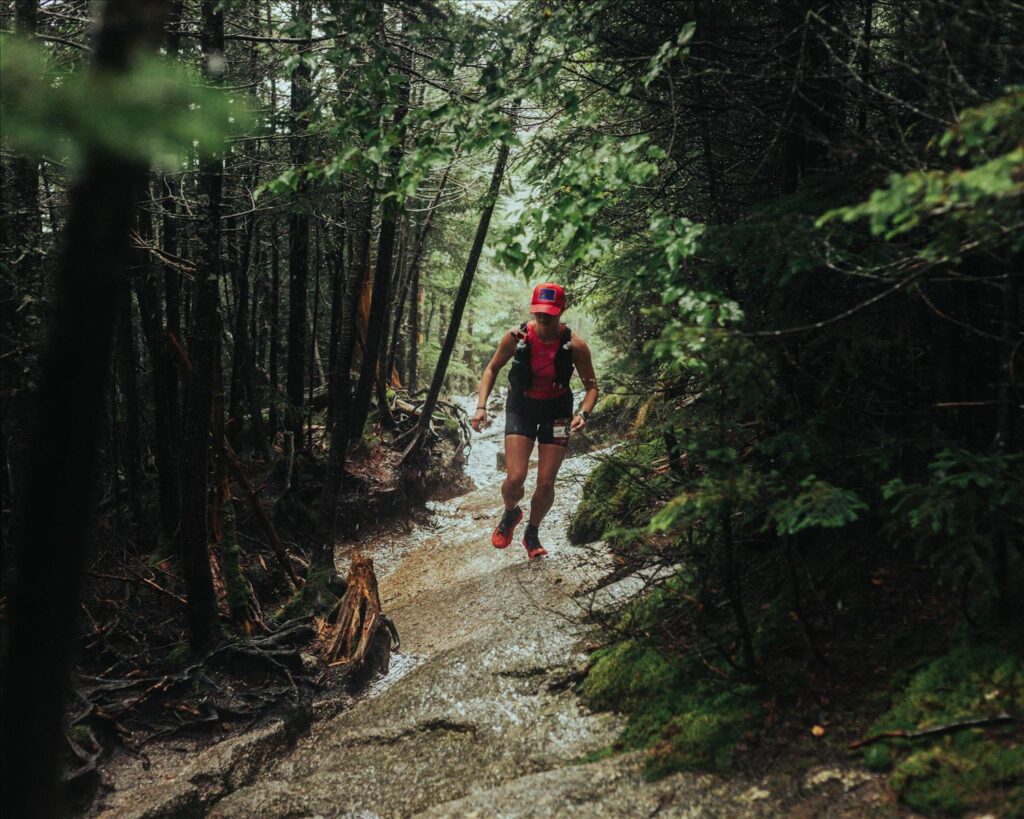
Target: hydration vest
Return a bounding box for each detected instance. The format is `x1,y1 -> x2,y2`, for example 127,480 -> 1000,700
507,321 -> 574,402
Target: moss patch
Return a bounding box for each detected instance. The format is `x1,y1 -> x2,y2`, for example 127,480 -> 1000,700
275,564 -> 342,620
866,639 -> 1024,816
569,439 -> 668,545
580,637 -> 760,776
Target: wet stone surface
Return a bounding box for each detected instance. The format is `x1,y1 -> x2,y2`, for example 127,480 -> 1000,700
212,447 -> 625,818
95,435 -> 886,818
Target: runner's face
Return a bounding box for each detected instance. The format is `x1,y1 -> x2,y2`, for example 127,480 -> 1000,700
533,311 -> 559,331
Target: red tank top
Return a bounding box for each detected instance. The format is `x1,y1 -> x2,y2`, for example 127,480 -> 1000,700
524,321 -> 570,400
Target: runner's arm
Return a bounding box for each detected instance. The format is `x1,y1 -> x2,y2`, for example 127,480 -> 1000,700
571,338 -> 599,431
471,331 -> 517,430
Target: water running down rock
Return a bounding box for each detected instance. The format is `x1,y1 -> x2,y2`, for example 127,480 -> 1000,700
95,438 -> 886,818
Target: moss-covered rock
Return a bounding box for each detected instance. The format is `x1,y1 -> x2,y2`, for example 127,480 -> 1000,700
866,639 -> 1024,816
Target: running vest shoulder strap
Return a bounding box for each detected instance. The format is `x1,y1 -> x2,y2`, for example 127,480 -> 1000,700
554,324 -> 574,388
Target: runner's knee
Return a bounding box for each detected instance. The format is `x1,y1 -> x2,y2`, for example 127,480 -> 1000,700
535,476 -> 556,494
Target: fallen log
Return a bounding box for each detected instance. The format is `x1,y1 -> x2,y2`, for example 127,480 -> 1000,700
322,555 -> 395,685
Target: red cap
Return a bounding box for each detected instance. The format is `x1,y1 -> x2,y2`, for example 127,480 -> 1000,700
529,282 -> 566,315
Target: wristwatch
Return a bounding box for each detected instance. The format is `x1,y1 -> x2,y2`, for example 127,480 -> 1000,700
579,410 -> 590,421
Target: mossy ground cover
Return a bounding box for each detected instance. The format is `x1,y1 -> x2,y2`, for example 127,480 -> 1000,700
568,438 -> 670,547
571,419 -> 1022,815
862,637 -> 1024,816
579,637 -> 761,777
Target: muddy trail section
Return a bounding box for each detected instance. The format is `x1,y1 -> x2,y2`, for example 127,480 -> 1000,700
93,420 -> 890,818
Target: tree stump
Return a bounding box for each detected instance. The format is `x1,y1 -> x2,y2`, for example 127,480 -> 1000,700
322,555 -> 393,685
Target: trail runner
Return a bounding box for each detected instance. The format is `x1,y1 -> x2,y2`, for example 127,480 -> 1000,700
469,283 -> 599,559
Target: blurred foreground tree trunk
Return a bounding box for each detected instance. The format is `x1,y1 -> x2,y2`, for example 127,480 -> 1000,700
0,4 -> 169,815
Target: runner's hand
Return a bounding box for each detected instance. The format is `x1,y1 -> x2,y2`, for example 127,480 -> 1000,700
570,413 -> 587,433
471,408 -> 489,432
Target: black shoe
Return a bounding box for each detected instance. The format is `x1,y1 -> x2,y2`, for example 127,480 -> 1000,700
523,524 -> 547,560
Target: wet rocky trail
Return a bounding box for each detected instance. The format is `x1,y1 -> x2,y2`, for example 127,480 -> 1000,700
91,402 -> 887,818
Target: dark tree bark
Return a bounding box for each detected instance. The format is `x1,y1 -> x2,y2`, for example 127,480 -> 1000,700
286,0 -> 313,449
311,180 -> 375,572
407,256 -> 420,391
116,277 -> 143,529
384,162 -> 450,383
326,217 -> 347,421
269,230 -> 281,439
1,0 -> 42,559
179,0 -> 227,655
229,208 -> 271,457
0,4 -> 169,815
402,132 -> 515,459
135,186 -> 181,543
348,61 -> 410,445
159,0 -> 185,474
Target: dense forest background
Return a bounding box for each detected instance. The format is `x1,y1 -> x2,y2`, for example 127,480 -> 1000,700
1,0 -> 1022,815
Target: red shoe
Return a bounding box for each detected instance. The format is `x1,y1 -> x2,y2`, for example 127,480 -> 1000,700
491,506 -> 523,549
523,527 -> 547,560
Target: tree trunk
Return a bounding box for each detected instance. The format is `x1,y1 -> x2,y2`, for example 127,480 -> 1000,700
311,180 -> 375,572
179,0 -> 227,655
286,0 -> 312,449
403,140 -> 512,459
135,189 -> 182,544
1,0 -> 42,559
326,218 -> 346,420
403,36 -> 538,451
0,4 -> 169,815
269,230 -> 281,439
116,278 -> 143,530
348,60 -> 410,446
407,258 -> 420,391
385,162 -> 451,383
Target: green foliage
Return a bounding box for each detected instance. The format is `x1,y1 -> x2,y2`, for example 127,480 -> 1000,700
0,37 -> 248,168
883,449 -> 1024,599
767,475 -> 867,536
819,89 -> 1024,259
867,640 -> 1024,816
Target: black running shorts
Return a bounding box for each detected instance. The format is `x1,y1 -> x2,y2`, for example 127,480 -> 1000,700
504,392 -> 574,446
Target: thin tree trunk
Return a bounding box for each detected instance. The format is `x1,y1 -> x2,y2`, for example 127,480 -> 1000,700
135,185 -> 182,544
1,0 -> 42,559
0,4 -> 169,814
385,162 -> 451,382
402,35 -> 540,430
116,278 -> 143,529
327,218 -> 346,420
286,0 -> 312,449
269,230 -> 281,439
402,140 -> 512,459
993,260 -> 1021,617
179,0 -> 226,655
407,259 -> 420,391
348,59 -> 410,446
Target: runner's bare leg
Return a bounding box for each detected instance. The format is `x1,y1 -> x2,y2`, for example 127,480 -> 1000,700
502,434 -> 534,511
529,443 -> 568,526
